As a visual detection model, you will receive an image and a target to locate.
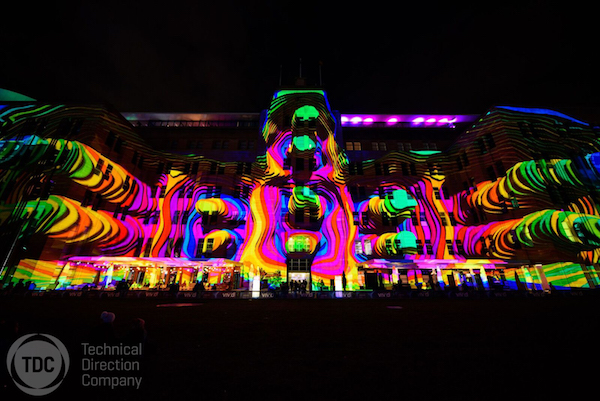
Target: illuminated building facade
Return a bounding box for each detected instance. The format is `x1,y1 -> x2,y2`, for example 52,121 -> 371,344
1,88 -> 600,292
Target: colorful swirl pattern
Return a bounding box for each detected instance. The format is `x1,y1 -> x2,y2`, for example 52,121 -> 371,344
1,94 -> 600,290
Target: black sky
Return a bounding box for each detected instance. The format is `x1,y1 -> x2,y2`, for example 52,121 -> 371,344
1,1 -> 598,120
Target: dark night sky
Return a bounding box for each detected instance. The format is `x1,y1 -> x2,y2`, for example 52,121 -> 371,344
1,1 -> 598,121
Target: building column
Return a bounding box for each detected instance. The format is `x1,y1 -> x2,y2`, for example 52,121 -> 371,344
479,266 -> 489,289
435,266 -> 445,289
580,263 -> 597,289
535,264 -> 550,291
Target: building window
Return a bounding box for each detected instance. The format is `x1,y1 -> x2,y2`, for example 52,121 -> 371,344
446,240 -> 455,255
206,238 -> 214,255
238,140 -> 254,150
416,239 -> 423,255
346,141 -> 361,151
372,142 -> 386,151
102,164 -> 113,181
196,238 -> 204,258
361,211 -> 369,225
364,240 -> 372,256
477,138 -> 487,154
208,186 -> 221,198
439,213 -> 447,226
287,258 -> 310,271
354,240 -> 363,255
401,163 -> 409,175
114,138 -> 123,153
143,239 -> 152,257
213,140 -> 229,149
375,163 -> 388,175
349,162 -> 364,175
288,236 -> 311,253
495,161 -> 506,177
105,131 -> 116,148
461,152 -> 469,166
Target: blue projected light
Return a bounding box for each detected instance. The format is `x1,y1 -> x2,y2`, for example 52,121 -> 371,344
587,153 -> 600,175
498,106 -> 589,126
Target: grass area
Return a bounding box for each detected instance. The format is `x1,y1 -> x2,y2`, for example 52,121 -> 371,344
1,296 -> 599,400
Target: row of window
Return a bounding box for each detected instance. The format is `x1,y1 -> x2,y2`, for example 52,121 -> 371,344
283,157 -> 317,171
164,139 -> 256,150
345,142 -> 438,151
348,162 -> 417,176
126,206 -> 460,229
518,121 -> 583,140
151,161 -> 253,177
67,232 -> 465,259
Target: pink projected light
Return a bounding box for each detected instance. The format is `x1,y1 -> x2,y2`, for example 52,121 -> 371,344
339,114 -> 478,126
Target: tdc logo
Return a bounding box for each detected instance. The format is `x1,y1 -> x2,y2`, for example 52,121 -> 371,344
6,333 -> 70,396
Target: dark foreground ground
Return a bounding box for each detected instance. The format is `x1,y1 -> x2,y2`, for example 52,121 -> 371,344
1,295 -> 599,401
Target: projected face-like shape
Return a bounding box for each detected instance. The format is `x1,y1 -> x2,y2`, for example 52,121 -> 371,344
237,92 -> 359,286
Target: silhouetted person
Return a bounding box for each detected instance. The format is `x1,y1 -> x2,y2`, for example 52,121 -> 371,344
169,282 -> 180,295
116,279 -> 129,297
125,318 -> 147,347
4,281 -> 14,294
13,279 -> 25,295
280,281 -> 289,297
91,311 -> 116,344
193,280 -> 205,296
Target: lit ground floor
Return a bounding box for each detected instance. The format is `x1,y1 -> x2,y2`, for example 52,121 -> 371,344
3,256 -> 600,292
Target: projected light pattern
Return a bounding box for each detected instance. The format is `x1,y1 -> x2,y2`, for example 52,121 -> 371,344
1,91 -> 600,291
340,114 -> 477,126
